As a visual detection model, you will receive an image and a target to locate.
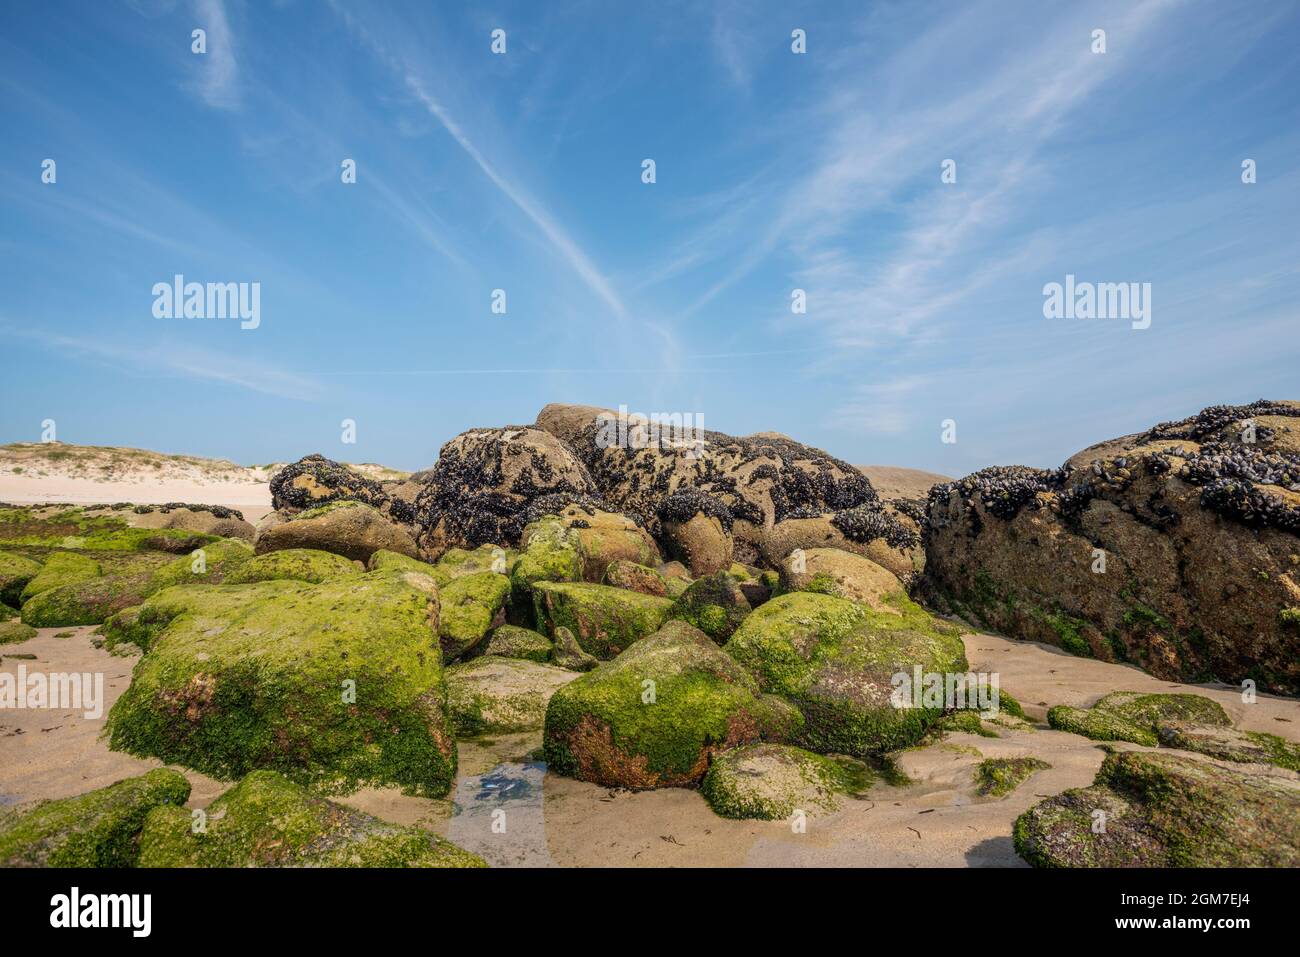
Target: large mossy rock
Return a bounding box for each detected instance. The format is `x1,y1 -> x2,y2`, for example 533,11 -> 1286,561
20,570 -> 151,628
1047,692 -> 1230,747
0,769 -> 190,867
543,620 -> 776,788
1014,750 -> 1300,867
146,539 -> 255,590
511,516 -> 583,598
0,551 -> 42,606
701,743 -> 872,820
225,547 -> 359,585
602,559 -> 670,597
138,770 -> 484,868
668,571 -> 751,643
446,656 -> 579,735
1156,722 -> 1300,771
255,500 -> 417,563
438,571 -> 511,660
922,400 -> 1300,693
105,571 -> 456,797
532,581 -> 673,659
466,624 -> 553,663
724,591 -> 967,755
19,552 -> 101,603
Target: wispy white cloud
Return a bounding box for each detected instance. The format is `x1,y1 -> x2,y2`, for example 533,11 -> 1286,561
1,324 -> 322,401
190,0 -> 240,110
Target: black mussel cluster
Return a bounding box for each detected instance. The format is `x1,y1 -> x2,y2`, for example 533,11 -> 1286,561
125,502 -> 247,521
1139,399 -> 1300,445
656,488 -> 734,531
831,504 -> 919,549
1168,441 -> 1300,534
412,431 -> 598,549
269,452 -> 398,517
927,466 -> 1070,524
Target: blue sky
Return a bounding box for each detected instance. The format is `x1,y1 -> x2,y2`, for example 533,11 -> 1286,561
2,0 -> 1298,475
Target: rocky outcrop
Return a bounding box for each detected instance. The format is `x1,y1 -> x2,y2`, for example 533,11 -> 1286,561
412,426 -> 602,558
532,403 -> 918,572
1014,750 -> 1300,867
270,453 -> 413,523
923,400 -> 1300,694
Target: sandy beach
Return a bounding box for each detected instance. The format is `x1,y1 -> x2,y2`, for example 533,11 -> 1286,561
5,622 -> 1295,868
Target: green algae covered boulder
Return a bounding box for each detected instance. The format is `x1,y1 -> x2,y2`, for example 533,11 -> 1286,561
1093,691 -> 1230,728
446,655 -> 579,735
543,620 -> 775,788
439,570 -> 511,660
20,570 -> 151,628
0,505 -> 219,553
511,516 -> 582,596
19,551 -> 101,603
437,543 -> 516,579
368,548 -> 441,578
1156,721 -> 1300,771
1047,705 -> 1158,746
701,743 -> 872,820
0,768 -> 190,867
138,770 -> 484,868
467,624 -> 553,663
724,591 -> 967,756
602,559 -> 670,597
974,757 -> 1051,797
0,550 -> 42,606
146,539 -> 255,590
224,547 -> 359,585
668,571 -> 751,643
533,581 -> 673,659
0,619 -> 38,644
105,571 -> 456,797
0,601 -> 17,621
1047,692 -> 1229,747
550,625 -> 597,672
1014,750 -> 1300,867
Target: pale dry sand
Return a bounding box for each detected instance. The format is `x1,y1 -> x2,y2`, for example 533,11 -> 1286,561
0,474 -> 272,514
5,624 -> 1296,867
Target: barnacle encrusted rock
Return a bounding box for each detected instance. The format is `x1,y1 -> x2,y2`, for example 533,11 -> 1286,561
533,404 -> 915,569
137,771 -> 484,867
270,453 -> 413,523
413,426 -> 601,557
105,570 -> 456,797
724,591 -> 967,755
543,620 -> 778,788
922,400 -> 1300,693
0,769 -> 190,867
1014,750 -> 1300,867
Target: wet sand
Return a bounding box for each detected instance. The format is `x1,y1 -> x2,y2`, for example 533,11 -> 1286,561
5,624 -> 1297,867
